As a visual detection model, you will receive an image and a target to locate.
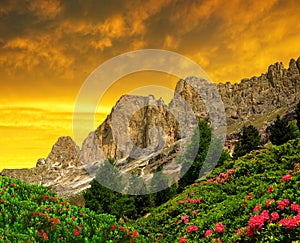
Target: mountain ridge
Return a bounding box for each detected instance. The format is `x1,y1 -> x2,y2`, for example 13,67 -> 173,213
2,56 -> 300,198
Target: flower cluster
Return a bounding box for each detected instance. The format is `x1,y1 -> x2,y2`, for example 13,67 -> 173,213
278,199 -> 290,210
186,225 -> 198,233
282,174 -> 292,182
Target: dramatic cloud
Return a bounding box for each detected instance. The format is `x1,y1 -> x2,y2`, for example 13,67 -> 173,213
1,0 -> 300,166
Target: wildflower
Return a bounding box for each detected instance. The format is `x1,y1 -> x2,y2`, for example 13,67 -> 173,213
51,196 -> 57,201
181,215 -> 189,221
10,183 -> 15,187
215,222 -> 224,233
268,186 -> 273,194
279,218 -> 298,229
43,195 -> 48,201
271,212 -> 279,221
52,217 -> 59,225
253,205 -> 262,212
282,174 -> 292,182
33,211 -> 38,217
120,226 -> 126,231
186,225 -> 198,233
248,193 -> 253,200
204,230 -> 213,237
266,199 -> 275,208
73,229 -> 80,236
192,211 -> 197,215
278,199 -> 290,210
112,224 -> 117,230
291,203 -> 300,212
179,237 -> 186,243
132,231 -> 138,238
236,228 -> 242,235
43,233 -> 48,240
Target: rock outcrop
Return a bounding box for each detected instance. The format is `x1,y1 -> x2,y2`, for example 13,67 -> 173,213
1,136 -> 92,197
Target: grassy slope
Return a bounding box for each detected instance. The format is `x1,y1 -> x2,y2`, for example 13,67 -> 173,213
131,138 -> 300,242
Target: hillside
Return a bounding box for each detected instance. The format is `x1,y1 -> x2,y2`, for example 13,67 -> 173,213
1,138 -> 300,242
131,138 -> 300,242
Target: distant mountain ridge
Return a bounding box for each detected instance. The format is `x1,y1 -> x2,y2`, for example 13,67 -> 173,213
2,56 -> 300,198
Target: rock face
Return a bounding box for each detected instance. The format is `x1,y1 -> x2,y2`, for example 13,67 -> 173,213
2,57 -> 300,198
1,136 -> 92,197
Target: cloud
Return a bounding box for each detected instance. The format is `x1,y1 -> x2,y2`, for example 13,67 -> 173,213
1,35 -> 74,74
91,38 -> 112,51
163,35 -> 180,49
27,0 -> 62,20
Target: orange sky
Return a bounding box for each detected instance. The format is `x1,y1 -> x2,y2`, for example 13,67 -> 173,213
1,0 -> 300,171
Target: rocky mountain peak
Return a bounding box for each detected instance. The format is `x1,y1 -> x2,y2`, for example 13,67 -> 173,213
44,136 -> 81,168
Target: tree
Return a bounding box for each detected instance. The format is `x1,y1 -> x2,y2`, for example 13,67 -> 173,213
268,115 -> 298,146
149,165 -> 177,206
296,101 -> 300,130
178,121 -> 211,190
233,125 -> 261,159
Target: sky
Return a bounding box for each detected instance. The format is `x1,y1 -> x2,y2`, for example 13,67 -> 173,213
1,0 -> 300,171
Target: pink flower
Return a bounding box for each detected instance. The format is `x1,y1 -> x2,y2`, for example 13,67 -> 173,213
181,215 -> 189,221
236,228 -> 242,235
291,203 -> 300,212
186,225 -> 198,233
33,211 -> 38,217
268,186 -> 273,194
51,196 -> 57,201
52,217 -> 59,225
179,237 -> 186,243
278,199 -> 290,210
279,218 -> 298,229
43,195 -> 48,201
112,224 -> 117,230
271,212 -> 279,221
266,199 -> 275,208
248,193 -> 253,200
73,229 -> 80,236
10,183 -> 15,187
184,219 -> 189,224
253,205 -> 262,212
119,226 -> 126,231
207,178 -> 214,182
215,222 -> 224,233
43,233 -> 48,240
282,174 -> 292,182
204,230 -> 213,237
192,211 -> 197,215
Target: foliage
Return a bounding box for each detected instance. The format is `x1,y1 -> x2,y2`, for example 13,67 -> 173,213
84,160 -> 153,220
178,121 -> 230,191
0,177 -> 148,242
233,125 -> 261,159
268,115 -> 298,145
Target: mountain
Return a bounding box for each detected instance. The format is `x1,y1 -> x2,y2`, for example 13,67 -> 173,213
2,57 -> 300,198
